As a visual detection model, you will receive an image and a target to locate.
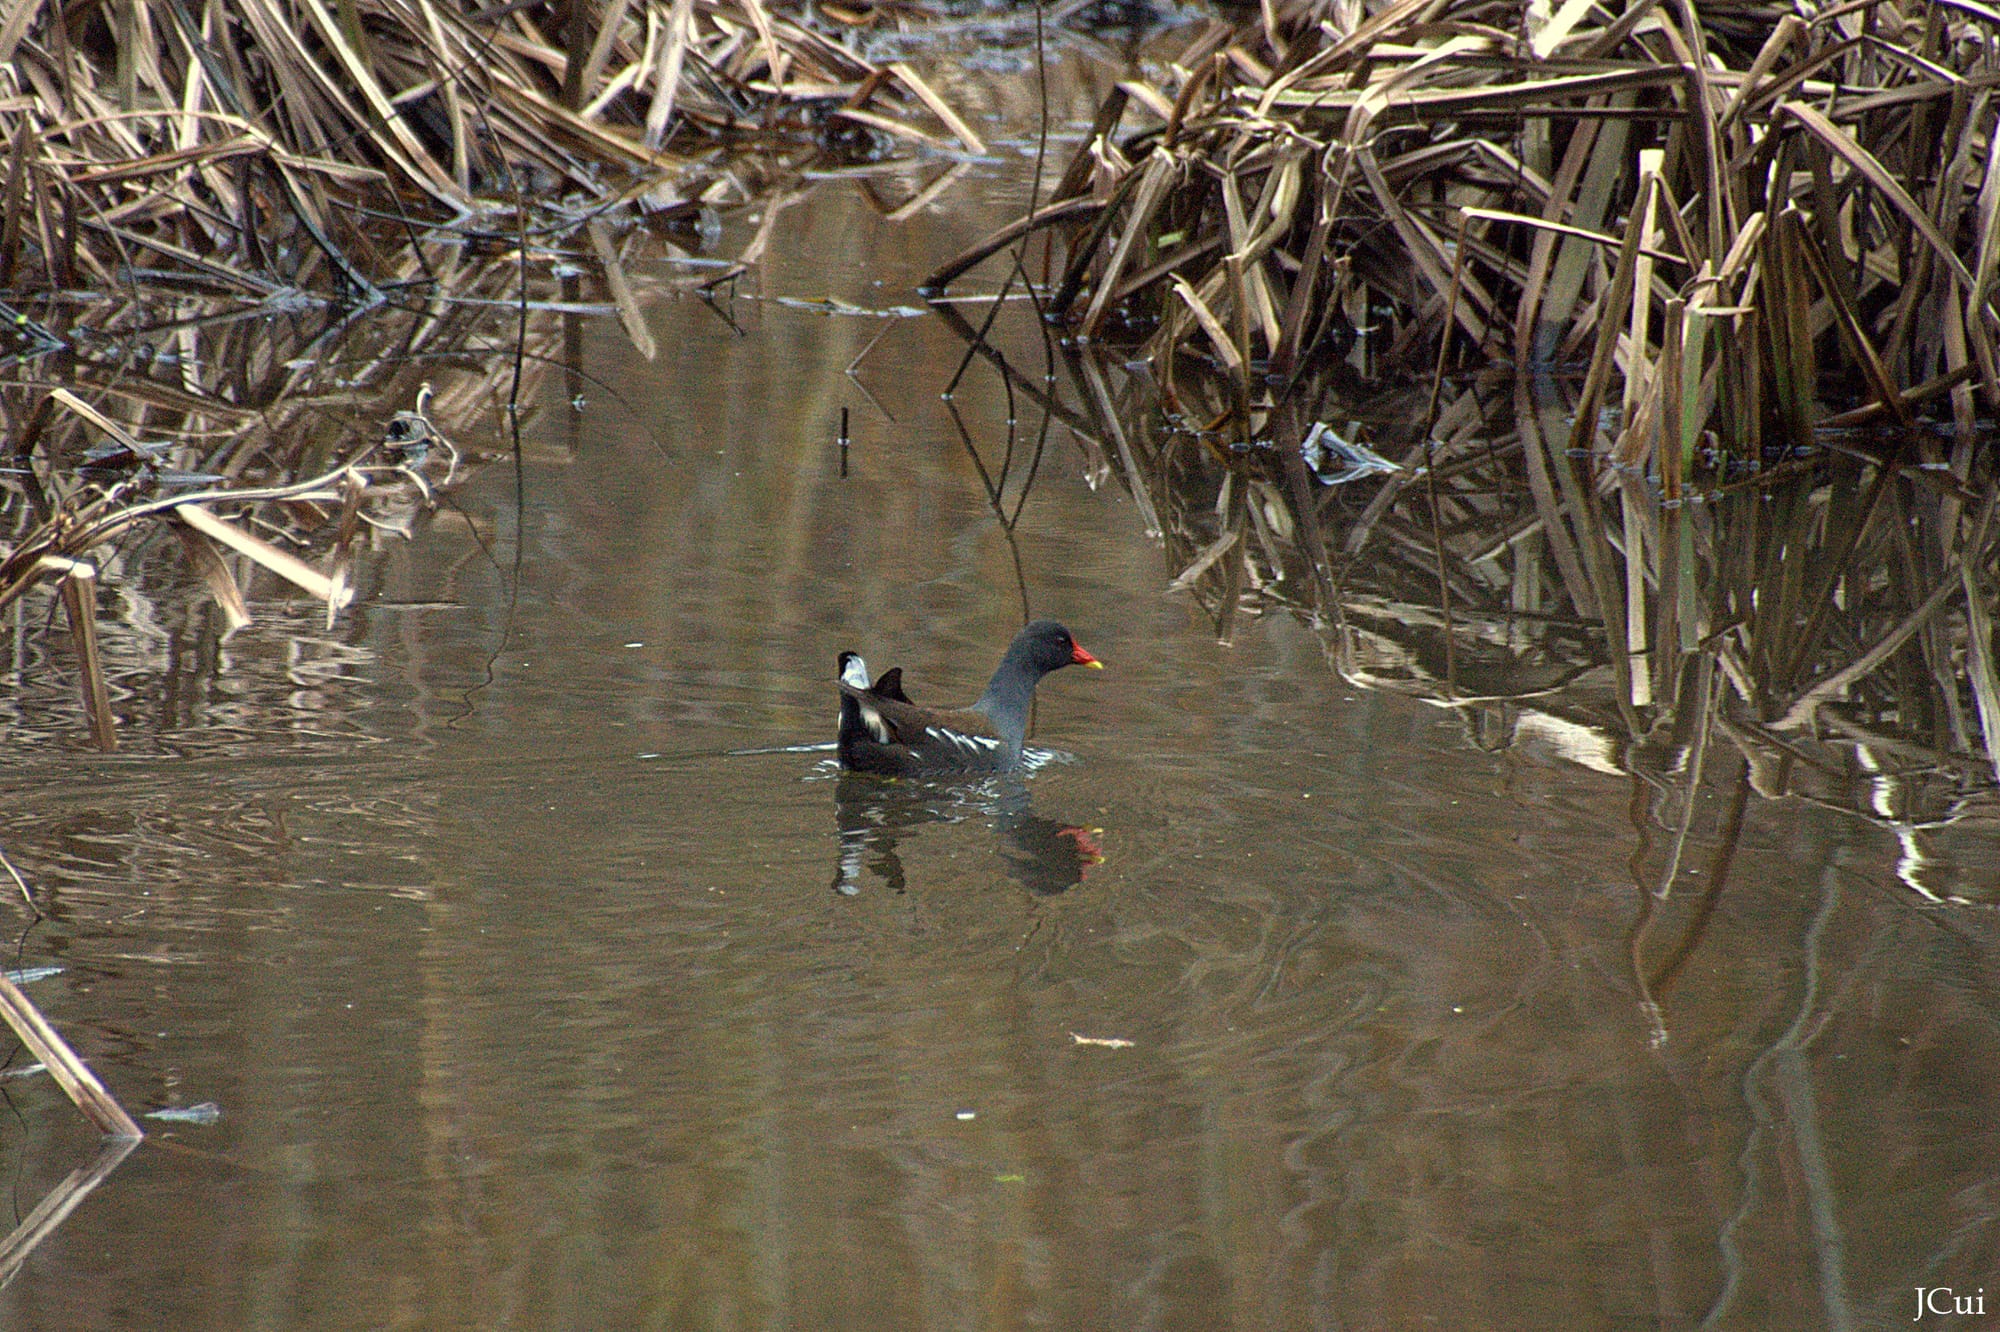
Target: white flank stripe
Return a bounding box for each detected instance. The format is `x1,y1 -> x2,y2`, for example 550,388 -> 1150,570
925,727 -> 999,753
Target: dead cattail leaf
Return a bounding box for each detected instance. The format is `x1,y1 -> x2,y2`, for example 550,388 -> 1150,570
170,523 -> 253,635
54,563 -> 116,753
325,472 -> 370,632
1781,100 -> 1978,295
47,389 -> 143,451
175,503 -> 347,611
1083,151 -> 1177,337
1166,528 -> 1241,592
588,219 -> 659,361
1170,273 -> 1243,372
887,63 -> 985,155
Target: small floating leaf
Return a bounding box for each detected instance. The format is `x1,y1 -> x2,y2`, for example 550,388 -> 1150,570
146,1102 -> 223,1125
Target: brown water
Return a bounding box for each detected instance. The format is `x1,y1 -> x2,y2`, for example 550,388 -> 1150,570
3,49 -> 1999,1332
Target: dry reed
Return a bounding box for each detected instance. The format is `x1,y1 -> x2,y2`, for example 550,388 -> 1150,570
925,0 -> 2000,907
0,0 -> 976,299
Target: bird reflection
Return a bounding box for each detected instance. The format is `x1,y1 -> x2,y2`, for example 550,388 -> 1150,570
991,785 -> 1104,897
830,773 -> 1103,897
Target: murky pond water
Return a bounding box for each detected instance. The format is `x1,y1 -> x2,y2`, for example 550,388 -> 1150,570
3,45 -> 1998,1332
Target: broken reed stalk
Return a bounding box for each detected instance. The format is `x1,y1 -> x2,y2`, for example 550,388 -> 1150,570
0,971 -> 141,1141
54,561 -> 115,753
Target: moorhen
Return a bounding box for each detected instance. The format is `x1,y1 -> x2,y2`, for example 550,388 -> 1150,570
837,620 -> 1102,776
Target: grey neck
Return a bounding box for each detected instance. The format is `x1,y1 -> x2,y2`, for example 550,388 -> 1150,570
972,660 -> 1038,755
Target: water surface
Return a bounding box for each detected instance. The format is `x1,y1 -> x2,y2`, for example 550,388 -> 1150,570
2,48 -> 1997,1332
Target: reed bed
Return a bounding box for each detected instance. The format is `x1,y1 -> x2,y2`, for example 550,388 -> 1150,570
0,0 -> 977,301
928,0 -> 2000,894
944,0 -> 1999,430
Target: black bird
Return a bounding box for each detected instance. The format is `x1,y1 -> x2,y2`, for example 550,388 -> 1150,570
836,620 -> 1101,776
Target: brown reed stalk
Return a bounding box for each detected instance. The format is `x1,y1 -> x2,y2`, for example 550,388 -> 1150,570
0,972 -> 142,1140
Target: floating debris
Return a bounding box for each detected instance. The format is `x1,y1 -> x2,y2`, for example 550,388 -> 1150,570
1301,424 -> 1403,486
145,1103 -> 224,1126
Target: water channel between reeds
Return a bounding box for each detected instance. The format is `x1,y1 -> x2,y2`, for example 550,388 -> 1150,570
3,43 -> 1998,1332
